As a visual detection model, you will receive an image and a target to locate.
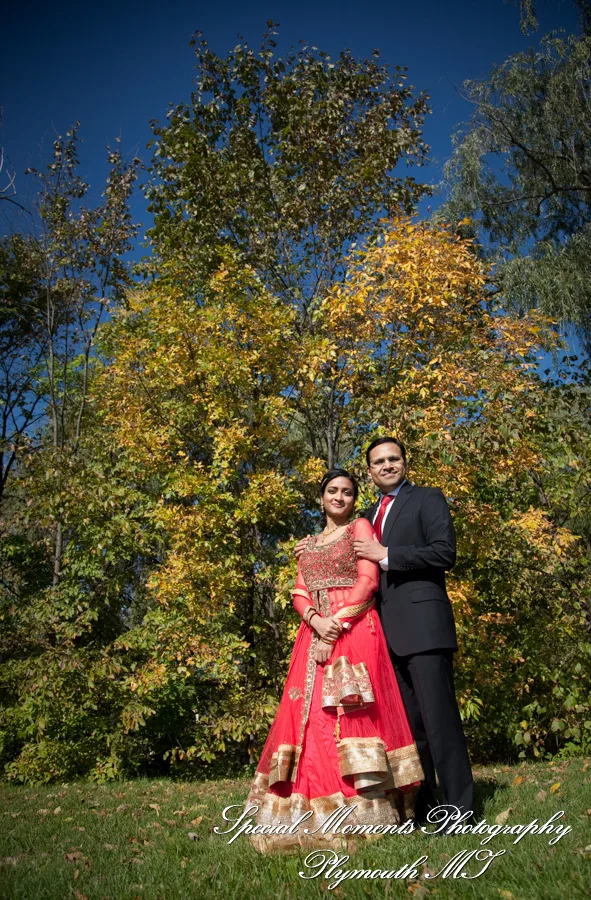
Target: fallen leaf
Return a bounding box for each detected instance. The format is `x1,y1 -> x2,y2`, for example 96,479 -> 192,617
0,855 -> 26,867
550,782 -> 561,794
10,813 -> 21,819
535,790 -> 547,802
512,775 -> 524,786
116,804 -> 129,813
65,851 -> 84,862
104,844 -> 116,851
163,818 -> 176,826
53,806 -> 62,815
148,803 -> 160,816
190,816 -> 203,827
74,869 -> 79,880
498,892 -> 515,899
576,845 -> 591,858
495,808 -> 512,825
37,809 -> 49,815
74,893 -> 88,900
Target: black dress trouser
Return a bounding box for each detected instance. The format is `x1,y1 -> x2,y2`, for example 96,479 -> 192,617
391,648 -> 474,819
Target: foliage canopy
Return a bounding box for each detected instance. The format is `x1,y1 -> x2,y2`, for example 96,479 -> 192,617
441,30 -> 591,354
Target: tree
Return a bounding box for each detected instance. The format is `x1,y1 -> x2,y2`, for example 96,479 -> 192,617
440,30 -> 591,354
441,11 -> 591,755
0,129 -> 144,782
304,217 -> 590,759
515,1 -> 591,35
0,126 -> 140,579
58,220 -> 591,777
0,236 -> 45,507
97,254 -> 303,769
146,25 -> 431,466
0,147 -> 22,211
0,112 -> 27,212
3,217 -> 589,782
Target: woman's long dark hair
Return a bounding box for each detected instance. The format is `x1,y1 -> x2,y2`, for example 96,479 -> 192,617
319,468 -> 359,527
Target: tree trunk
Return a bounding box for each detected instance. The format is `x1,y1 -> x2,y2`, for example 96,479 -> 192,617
52,520 -> 63,587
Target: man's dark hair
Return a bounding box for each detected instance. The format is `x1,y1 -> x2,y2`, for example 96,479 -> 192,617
365,437 -> 407,467
319,468 -> 359,501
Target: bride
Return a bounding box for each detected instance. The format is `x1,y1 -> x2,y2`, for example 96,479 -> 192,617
245,468 -> 423,852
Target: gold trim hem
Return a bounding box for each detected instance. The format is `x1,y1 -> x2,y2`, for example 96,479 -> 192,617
321,657 -> 375,710
246,788 -> 413,854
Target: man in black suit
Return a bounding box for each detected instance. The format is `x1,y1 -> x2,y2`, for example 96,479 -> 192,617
353,436 -> 473,820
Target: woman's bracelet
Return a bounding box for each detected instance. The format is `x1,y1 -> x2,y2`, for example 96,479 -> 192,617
303,607 -> 320,627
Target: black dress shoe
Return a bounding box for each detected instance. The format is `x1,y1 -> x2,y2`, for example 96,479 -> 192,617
413,792 -> 438,827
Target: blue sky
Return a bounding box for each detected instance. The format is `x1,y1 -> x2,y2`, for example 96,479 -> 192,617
1,0 -> 581,237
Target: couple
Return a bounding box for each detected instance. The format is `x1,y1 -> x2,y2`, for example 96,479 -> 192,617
246,437 -> 473,852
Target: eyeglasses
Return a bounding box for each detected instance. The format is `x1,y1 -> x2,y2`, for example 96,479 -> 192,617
369,455 -> 405,468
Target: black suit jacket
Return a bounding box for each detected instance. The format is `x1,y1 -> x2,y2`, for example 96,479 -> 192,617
364,482 -> 458,656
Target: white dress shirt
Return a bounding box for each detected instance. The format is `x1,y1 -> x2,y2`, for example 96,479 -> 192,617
372,480 -> 407,570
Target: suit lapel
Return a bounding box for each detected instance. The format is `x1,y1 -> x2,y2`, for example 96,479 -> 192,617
364,500 -> 380,523
381,482 -> 414,546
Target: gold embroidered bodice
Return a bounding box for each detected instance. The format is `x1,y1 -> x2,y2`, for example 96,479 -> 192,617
299,523 -> 359,591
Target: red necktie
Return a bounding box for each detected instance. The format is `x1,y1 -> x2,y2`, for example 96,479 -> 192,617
374,494 -> 394,542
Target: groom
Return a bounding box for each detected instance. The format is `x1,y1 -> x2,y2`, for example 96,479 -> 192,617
353,436 -> 474,821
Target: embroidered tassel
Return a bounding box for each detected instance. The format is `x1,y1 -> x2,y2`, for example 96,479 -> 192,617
334,707 -> 343,745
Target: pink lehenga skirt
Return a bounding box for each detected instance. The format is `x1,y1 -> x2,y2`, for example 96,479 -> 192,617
245,596 -> 423,853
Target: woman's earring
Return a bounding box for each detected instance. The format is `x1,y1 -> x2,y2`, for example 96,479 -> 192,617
320,502 -> 325,514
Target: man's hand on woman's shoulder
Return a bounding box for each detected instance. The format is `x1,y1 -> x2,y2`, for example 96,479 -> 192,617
353,536 -> 387,562
294,536 -> 310,560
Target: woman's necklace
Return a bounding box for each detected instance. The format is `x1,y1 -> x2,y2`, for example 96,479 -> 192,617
318,522 -> 348,545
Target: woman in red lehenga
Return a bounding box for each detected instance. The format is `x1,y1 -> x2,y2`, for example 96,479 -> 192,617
246,468 -> 423,852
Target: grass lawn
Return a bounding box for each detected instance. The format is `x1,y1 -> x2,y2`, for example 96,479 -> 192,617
0,758 -> 590,899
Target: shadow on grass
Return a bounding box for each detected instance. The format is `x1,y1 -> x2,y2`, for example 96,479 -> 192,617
472,776 -> 507,818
